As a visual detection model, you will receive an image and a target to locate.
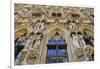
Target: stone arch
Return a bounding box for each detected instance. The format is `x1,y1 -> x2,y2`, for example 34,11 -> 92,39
39,24 -> 74,63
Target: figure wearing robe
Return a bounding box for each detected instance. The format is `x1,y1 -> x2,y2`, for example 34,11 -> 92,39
72,35 -> 80,50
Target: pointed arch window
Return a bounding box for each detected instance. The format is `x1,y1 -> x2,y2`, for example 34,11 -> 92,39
46,32 -> 68,63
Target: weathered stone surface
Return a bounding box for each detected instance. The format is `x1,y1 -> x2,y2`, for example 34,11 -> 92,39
14,4 -> 94,64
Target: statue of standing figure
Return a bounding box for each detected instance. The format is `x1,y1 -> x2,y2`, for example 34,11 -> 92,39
33,34 -> 41,50
68,21 -> 76,32
72,34 -> 80,50
38,22 -> 45,33
69,22 -> 73,32
71,21 -> 79,32
78,33 -> 86,48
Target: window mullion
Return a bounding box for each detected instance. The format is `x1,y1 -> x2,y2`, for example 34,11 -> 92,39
56,44 -> 58,63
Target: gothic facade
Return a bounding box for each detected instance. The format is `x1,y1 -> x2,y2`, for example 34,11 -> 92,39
14,4 -> 94,65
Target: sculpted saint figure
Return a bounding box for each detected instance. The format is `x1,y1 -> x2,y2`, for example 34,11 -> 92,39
33,21 -> 40,33
72,34 -> 80,50
38,22 -> 45,33
33,34 -> 41,50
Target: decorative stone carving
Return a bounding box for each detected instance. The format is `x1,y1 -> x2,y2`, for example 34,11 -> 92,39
38,22 -> 45,33
69,22 -> 73,32
33,21 -> 40,33
33,34 -> 42,50
84,45 -> 94,61
33,19 -> 45,34
27,48 -> 39,64
75,48 -> 85,61
18,49 -> 27,64
14,4 -> 94,64
14,13 -> 20,23
78,35 -> 86,48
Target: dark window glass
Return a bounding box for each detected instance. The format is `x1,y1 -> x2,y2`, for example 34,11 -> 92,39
48,45 -> 56,49
47,57 -> 57,63
58,57 -> 66,63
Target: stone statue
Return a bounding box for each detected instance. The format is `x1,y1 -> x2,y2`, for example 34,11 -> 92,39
69,23 -> 73,32
72,34 -> 80,50
33,34 -> 41,50
71,21 -> 79,32
38,22 -> 45,33
74,24 -> 79,32
33,22 -> 41,33
78,34 -> 86,48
